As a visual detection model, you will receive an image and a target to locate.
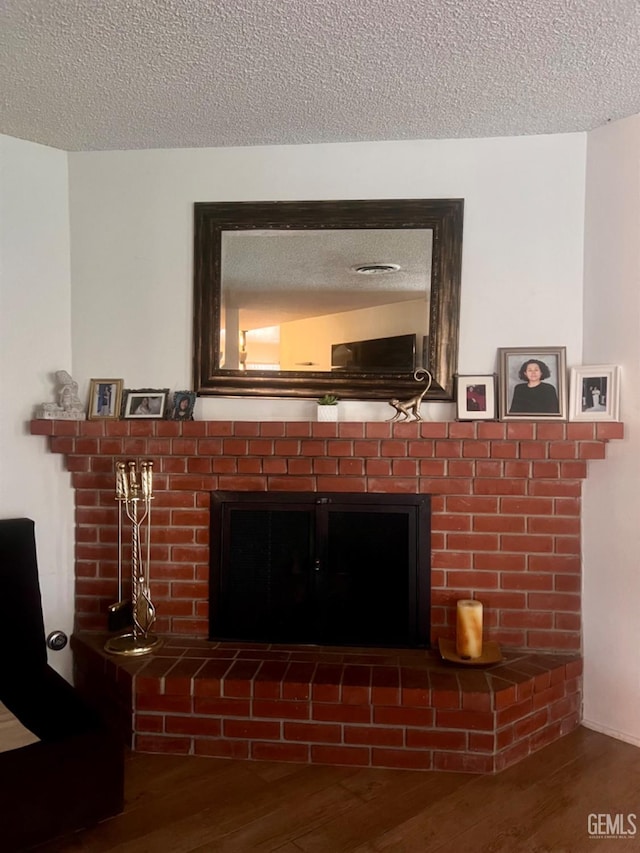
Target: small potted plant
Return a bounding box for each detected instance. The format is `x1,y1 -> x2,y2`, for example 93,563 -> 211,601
317,393 -> 339,422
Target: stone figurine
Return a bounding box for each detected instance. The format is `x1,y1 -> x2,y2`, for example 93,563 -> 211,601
35,370 -> 86,420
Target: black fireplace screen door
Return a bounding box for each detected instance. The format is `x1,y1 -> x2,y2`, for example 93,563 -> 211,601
210,492 -> 431,648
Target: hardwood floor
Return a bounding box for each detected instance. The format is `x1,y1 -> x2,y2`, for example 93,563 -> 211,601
31,726 -> 640,852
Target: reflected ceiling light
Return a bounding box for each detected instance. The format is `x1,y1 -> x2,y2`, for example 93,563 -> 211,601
352,263 -> 401,275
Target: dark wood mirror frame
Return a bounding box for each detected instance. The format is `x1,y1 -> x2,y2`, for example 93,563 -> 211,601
193,198 -> 464,401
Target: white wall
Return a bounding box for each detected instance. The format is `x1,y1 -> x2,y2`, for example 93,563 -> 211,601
68,134 -> 587,422
582,114 -> 640,746
0,134 -> 74,680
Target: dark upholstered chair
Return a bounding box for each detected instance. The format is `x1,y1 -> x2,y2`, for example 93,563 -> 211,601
0,518 -> 124,851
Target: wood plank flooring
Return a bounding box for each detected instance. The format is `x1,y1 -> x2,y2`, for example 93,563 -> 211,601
31,726 -> 640,852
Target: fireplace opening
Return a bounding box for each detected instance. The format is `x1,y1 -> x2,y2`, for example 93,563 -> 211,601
209,492 -> 431,648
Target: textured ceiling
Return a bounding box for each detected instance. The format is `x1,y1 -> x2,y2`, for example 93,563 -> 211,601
223,229 -> 432,328
2,0 -> 640,152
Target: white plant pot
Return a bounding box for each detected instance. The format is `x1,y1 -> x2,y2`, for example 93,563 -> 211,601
317,405 -> 338,422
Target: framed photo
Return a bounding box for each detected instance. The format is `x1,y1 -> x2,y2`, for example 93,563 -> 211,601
121,388 -> 169,419
569,365 -> 620,422
168,390 -> 196,421
455,374 -> 497,420
87,379 -> 123,420
498,347 -> 567,421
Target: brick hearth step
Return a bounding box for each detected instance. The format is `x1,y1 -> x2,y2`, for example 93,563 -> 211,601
72,633 -> 582,774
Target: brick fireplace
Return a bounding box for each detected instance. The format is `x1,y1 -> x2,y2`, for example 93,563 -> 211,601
31,417 -> 622,772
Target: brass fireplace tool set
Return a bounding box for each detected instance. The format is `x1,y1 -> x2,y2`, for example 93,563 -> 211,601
104,460 -> 161,656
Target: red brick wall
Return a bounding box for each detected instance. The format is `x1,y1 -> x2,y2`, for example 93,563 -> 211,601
31,418 -> 623,652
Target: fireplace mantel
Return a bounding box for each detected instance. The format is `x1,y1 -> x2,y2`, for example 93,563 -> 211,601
31,418 -> 623,652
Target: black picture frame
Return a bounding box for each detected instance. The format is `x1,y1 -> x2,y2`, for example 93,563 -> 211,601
121,388 -> 169,419
169,390 -> 196,421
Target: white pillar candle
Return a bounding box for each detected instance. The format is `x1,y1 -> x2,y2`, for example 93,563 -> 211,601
456,599 -> 483,659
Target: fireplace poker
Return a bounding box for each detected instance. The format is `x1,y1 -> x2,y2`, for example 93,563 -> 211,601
107,462 -> 133,632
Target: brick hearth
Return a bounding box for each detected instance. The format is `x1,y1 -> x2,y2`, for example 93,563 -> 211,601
31,417 -> 621,772
72,633 -> 582,774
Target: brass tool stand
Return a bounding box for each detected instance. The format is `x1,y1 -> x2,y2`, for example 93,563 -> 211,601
105,460 -> 161,656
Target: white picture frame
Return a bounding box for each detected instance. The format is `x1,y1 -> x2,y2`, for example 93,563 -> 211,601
569,365 -> 620,422
455,374 -> 497,420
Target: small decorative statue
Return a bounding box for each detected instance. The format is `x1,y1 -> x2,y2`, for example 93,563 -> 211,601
387,369 -> 433,422
35,370 -> 86,420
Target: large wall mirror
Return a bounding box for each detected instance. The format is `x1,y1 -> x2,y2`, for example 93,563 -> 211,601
193,199 -> 463,400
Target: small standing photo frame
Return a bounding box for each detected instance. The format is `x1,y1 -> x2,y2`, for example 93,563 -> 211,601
122,388 -> 169,419
455,375 -> 497,420
498,347 -> 567,421
168,390 -> 196,421
569,365 -> 620,422
87,379 -> 124,420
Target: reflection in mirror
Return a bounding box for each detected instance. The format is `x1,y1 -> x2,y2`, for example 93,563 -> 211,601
220,229 -> 432,373
193,199 -> 463,401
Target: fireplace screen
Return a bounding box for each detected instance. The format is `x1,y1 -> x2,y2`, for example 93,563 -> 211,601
209,492 -> 431,647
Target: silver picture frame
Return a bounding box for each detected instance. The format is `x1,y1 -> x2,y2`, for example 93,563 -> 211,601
498,347 -> 567,421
